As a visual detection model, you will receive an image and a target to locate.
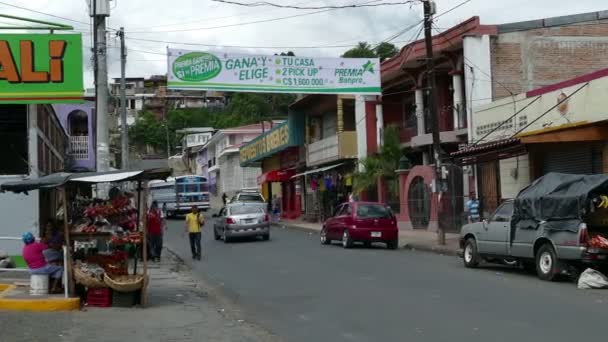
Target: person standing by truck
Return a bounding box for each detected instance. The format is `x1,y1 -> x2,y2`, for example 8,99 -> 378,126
465,193 -> 480,223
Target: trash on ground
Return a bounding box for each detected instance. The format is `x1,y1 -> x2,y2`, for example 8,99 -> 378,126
578,268 -> 608,289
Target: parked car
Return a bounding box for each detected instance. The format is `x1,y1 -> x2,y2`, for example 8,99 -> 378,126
229,190 -> 267,212
460,173 -> 608,281
321,202 -> 398,249
213,203 -> 270,242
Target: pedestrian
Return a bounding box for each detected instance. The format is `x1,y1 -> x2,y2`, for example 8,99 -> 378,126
465,192 -> 481,223
272,195 -> 281,222
185,206 -> 204,260
222,192 -> 228,206
147,201 -> 165,262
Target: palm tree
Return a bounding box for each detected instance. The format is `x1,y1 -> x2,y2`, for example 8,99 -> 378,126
353,126 -> 402,199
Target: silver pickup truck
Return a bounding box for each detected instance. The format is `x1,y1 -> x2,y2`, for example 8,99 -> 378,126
460,173 -> 608,281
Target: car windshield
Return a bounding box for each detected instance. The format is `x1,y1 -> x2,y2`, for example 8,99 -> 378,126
356,204 -> 392,218
238,194 -> 264,202
229,206 -> 263,215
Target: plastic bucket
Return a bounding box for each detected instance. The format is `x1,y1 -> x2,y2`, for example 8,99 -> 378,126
30,274 -> 49,296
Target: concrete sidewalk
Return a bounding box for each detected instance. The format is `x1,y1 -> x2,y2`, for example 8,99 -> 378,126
274,219 -> 461,256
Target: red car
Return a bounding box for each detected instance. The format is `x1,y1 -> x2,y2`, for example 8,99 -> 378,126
320,202 -> 399,249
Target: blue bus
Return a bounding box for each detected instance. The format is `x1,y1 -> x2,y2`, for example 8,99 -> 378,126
149,175 -> 210,217
175,175 -> 210,214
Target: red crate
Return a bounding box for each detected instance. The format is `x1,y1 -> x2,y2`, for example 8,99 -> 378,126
86,287 -> 112,307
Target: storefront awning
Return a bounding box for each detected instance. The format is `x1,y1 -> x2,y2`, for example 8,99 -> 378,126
291,163 -> 344,179
257,169 -> 296,185
451,138 -> 526,165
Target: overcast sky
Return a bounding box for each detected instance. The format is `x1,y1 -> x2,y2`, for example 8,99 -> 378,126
1,0 -> 606,87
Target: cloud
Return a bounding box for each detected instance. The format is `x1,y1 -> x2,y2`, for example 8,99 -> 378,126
0,0 -> 606,87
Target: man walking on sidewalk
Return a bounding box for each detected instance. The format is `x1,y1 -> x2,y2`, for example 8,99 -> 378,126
185,206 -> 204,260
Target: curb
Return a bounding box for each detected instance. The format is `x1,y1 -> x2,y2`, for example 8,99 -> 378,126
275,223 -> 461,256
272,223 -> 321,234
402,243 -> 460,257
0,283 -> 80,311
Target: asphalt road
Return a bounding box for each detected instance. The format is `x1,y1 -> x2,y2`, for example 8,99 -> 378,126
165,217 -> 608,342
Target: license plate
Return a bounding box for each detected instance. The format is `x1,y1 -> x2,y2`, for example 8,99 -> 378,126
371,232 -> 382,238
243,219 -> 254,224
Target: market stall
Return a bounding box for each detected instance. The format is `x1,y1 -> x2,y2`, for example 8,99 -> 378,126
0,168 -> 171,307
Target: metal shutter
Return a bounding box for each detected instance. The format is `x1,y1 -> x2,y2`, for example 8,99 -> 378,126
542,144 -> 603,175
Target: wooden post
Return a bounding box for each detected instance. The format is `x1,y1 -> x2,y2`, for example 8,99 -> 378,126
140,180 -> 149,306
60,187 -> 75,296
337,96 -> 344,134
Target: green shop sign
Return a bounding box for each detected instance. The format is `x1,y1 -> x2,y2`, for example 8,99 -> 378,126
240,116 -> 305,166
0,34 -> 83,104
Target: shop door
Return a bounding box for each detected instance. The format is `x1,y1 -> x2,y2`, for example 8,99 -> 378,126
541,144 -> 603,175
477,161 -> 500,220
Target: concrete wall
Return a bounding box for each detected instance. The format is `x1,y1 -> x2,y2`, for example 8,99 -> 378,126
355,95 -> 367,171
499,154 -> 531,199
491,19 -> 608,99
463,35 -> 494,143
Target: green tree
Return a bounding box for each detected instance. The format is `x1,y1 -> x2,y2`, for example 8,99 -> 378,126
129,110 -> 168,151
374,42 -> 399,61
341,42 -> 376,58
353,126 -> 402,198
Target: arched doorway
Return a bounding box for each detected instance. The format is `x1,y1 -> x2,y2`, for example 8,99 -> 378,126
408,176 -> 431,229
67,110 -> 89,160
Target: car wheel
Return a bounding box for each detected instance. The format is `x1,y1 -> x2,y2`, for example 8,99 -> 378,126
536,244 -> 559,281
223,230 -> 231,243
342,230 -> 353,249
463,238 -> 480,268
386,239 -> 398,250
213,228 -> 221,241
320,227 -> 331,245
262,233 -> 270,241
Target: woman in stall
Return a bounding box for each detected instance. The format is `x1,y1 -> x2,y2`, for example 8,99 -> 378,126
22,232 -> 64,294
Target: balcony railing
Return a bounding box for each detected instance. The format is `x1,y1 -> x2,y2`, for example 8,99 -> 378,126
307,131 -> 357,166
70,135 -> 89,160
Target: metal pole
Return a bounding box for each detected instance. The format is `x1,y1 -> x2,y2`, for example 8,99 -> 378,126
119,27 -> 129,170
95,0 -> 110,175
422,0 -> 445,245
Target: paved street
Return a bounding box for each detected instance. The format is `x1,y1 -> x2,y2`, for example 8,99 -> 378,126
166,217 -> 608,342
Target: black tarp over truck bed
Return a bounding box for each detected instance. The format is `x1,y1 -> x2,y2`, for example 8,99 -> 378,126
512,173 -> 608,234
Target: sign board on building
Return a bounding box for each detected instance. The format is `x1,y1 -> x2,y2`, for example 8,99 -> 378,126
240,116 -> 305,166
167,48 -> 381,95
0,34 -> 84,104
185,132 -> 213,149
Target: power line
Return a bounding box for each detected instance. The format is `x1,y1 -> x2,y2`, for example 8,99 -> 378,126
128,0 -> 384,34
0,0 -> 91,27
127,0 -> 318,30
210,0 -> 418,10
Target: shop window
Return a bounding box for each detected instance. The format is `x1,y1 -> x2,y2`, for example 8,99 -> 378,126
0,105 -> 28,175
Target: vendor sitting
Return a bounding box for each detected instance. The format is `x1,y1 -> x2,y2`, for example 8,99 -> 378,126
42,221 -> 64,265
22,232 -> 63,294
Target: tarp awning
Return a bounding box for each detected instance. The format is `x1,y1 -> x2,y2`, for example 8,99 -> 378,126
512,172 -> 608,233
291,163 -> 343,179
0,168 -> 172,194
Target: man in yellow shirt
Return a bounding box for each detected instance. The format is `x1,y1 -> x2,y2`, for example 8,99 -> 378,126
185,206 -> 204,260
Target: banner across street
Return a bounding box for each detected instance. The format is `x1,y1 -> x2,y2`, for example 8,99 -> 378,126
167,48 -> 381,95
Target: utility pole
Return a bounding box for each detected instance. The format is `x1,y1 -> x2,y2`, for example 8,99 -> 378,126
423,0 -> 446,245
118,27 -> 129,170
91,0 -> 110,174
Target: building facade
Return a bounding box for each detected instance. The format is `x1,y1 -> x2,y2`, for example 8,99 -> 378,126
362,9 -> 608,231
0,104 -> 69,254
53,100 -> 96,172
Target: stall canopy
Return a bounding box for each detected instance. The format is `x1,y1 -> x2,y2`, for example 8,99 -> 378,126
512,172 -> 608,233
291,163 -> 343,179
0,169 -> 171,194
